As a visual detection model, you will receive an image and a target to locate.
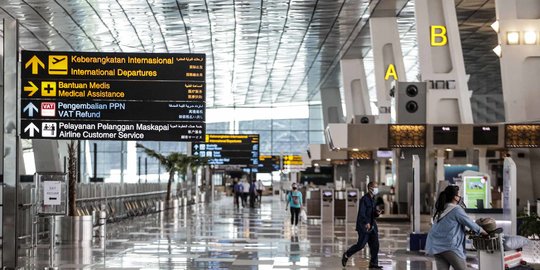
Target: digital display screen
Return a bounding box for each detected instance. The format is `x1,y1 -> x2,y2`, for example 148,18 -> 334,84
433,126 -> 458,145
347,191 -> 357,197
376,150 -> 393,158
192,134 -> 259,165
258,155 -> 280,173
323,191 -> 333,197
473,126 -> 499,145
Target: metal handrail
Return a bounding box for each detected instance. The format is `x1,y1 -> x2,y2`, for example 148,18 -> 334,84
75,190 -> 167,202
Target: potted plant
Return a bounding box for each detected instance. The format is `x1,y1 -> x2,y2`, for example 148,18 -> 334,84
55,140 -> 93,245
518,212 -> 540,263
136,144 -> 190,207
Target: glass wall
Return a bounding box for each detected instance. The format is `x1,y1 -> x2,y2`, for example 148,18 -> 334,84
78,103 -> 324,183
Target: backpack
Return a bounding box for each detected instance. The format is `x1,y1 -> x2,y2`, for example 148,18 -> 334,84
234,184 -> 243,193
291,192 -> 300,205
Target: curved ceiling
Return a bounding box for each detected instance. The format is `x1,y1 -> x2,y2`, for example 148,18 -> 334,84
0,0 -> 500,113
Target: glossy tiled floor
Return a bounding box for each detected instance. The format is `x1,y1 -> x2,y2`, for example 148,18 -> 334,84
20,195 -> 458,269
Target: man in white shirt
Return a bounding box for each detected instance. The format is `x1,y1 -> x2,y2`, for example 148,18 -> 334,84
241,179 -> 250,207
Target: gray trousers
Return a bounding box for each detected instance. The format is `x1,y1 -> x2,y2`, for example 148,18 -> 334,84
434,251 -> 467,270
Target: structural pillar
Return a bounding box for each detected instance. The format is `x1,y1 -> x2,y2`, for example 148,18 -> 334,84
2,18 -> 19,269
370,17 -> 407,123
415,0 -> 474,124
320,87 -> 344,127
340,59 -> 372,123
495,0 -> 540,202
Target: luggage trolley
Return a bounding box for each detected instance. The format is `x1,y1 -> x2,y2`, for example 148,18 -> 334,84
471,232 -> 527,270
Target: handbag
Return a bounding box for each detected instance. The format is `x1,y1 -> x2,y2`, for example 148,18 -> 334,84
300,208 -> 307,223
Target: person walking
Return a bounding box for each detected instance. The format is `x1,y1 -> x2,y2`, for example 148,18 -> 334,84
233,179 -> 243,209
285,183 -> 302,231
256,179 -> 265,203
249,180 -> 257,208
425,185 -> 487,270
241,179 -> 250,208
342,182 -> 382,269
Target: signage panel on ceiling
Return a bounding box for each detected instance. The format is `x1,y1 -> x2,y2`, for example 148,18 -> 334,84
20,50 -> 206,141
21,120 -> 203,141
193,134 -> 259,166
21,51 -> 205,81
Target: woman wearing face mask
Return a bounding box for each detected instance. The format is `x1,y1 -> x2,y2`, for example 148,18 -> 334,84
285,183 -> 303,231
342,182 -> 383,269
425,185 -> 488,270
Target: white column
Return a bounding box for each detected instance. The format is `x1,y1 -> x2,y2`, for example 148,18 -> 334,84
436,149 -> 445,182
495,0 -> 540,204
320,87 -> 344,127
415,0 -> 474,124
32,140 -> 63,172
495,0 -> 540,122
340,59 -> 372,123
126,141 -> 137,183
370,17 -> 407,123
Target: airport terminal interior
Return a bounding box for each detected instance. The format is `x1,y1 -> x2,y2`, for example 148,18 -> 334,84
1,0 -> 540,269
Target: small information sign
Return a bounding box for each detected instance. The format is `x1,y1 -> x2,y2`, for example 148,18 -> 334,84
36,173 -> 67,215
44,181 -> 62,205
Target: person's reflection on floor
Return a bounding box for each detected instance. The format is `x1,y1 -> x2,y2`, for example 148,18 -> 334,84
289,235 -> 300,265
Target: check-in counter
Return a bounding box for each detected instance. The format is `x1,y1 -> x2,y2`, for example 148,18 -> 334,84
334,191 -> 346,219
306,189 -> 321,218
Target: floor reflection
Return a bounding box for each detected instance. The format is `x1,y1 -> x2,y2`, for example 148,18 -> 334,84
19,195 -> 450,269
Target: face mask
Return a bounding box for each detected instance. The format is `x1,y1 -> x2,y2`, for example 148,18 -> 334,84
371,188 -> 379,195
292,186 -> 297,190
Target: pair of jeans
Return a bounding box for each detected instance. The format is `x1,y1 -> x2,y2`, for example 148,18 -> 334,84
434,251 -> 467,270
345,227 -> 379,266
290,207 -> 300,225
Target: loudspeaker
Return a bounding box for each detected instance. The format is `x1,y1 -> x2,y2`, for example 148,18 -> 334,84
396,82 -> 427,124
353,115 -> 375,124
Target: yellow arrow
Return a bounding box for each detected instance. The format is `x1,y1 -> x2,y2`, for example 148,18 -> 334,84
24,55 -> 45,74
23,81 -> 39,97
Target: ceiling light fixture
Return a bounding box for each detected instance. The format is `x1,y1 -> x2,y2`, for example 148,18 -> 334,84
492,45 -> 502,58
524,31 -> 537,45
507,31 -> 520,45
490,21 -> 499,33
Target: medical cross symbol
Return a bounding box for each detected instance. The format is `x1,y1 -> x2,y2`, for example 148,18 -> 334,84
43,84 -> 54,94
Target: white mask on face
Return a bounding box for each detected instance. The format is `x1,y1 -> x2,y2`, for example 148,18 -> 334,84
371,188 -> 379,195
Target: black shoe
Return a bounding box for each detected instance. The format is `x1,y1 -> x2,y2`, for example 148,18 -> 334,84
341,253 -> 348,267
368,265 -> 383,269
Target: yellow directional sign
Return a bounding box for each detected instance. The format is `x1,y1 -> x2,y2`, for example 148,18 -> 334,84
41,81 -> 56,97
23,81 -> 39,97
24,55 -> 45,75
48,55 -> 68,75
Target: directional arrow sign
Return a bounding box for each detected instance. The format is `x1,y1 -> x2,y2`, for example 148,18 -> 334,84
23,102 -> 39,117
23,81 -> 39,96
24,55 -> 45,75
24,122 -> 39,137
